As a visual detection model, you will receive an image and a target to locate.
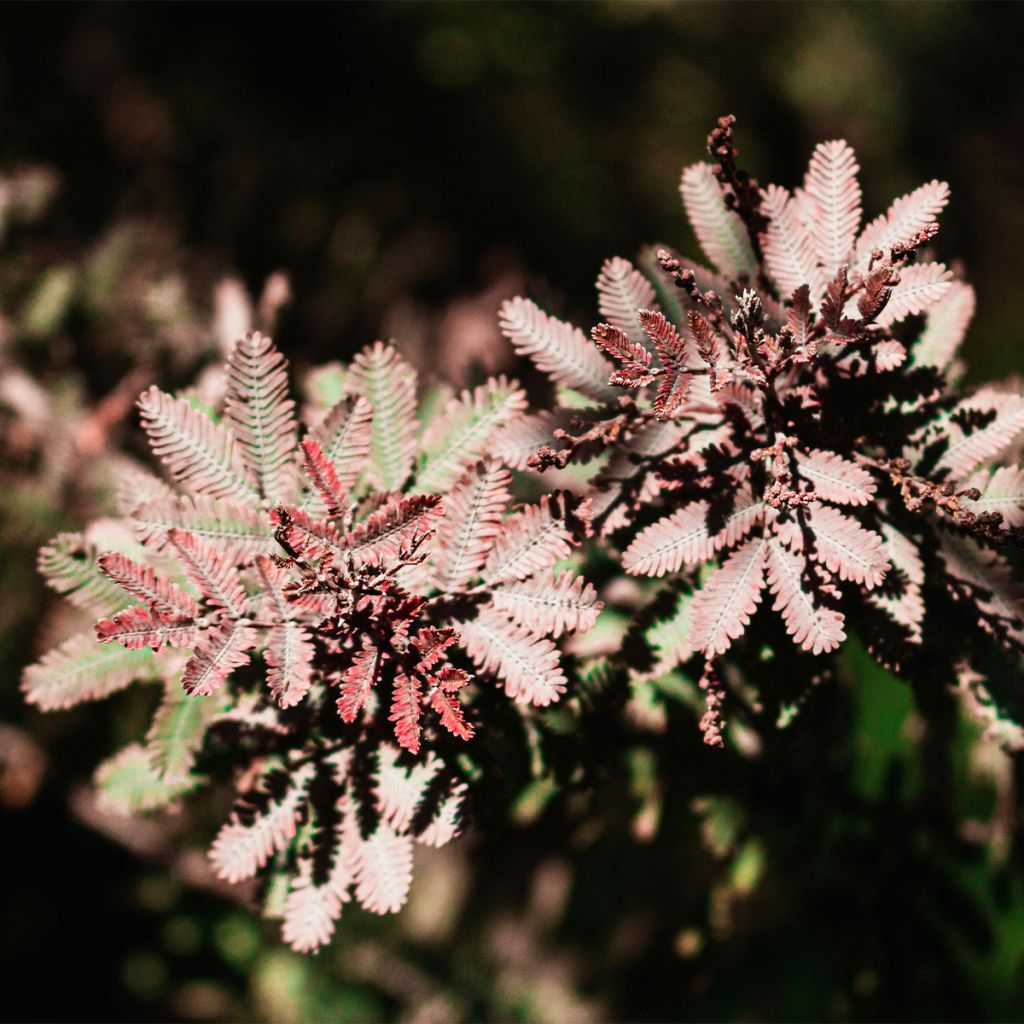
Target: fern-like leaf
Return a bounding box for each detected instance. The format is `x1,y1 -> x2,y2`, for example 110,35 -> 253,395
689,536 -> 768,658
351,823 -> 414,915
146,679 -> 224,783
166,528 -> 252,619
805,505 -> 888,589
911,281 -> 975,371
499,297 -> 618,404
348,342 -> 418,491
266,622 -> 315,708
182,620 -> 257,696
97,551 -> 199,618
96,606 -> 197,650
306,394 -> 373,504
209,764 -> 315,883
870,525 -> 926,643
765,541 -> 846,655
224,332 -> 298,501
337,642 -> 382,722
875,262 -> 952,327
855,179 -> 950,265
961,465 -> 1024,527
432,460 -> 511,591
760,184 -> 825,302
623,490 -> 764,577
39,533 -> 128,614
128,494 -> 273,564
137,386 -> 257,500
300,439 -> 349,516
417,377 -> 527,493
592,323 -> 657,388
802,140 -> 862,274
935,388 -> 1024,478
22,631 -> 155,711
389,671 -> 423,754
795,449 -> 876,506
489,570 -> 602,637
344,494 -> 444,567
679,162 -> 757,280
460,608 -> 567,706
94,743 -> 197,815
596,257 -> 657,342
480,492 -> 587,586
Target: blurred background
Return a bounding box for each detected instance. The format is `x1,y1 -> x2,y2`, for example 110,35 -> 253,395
3,3 -> 1024,1021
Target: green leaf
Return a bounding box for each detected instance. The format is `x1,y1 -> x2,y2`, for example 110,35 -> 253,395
94,743 -> 198,814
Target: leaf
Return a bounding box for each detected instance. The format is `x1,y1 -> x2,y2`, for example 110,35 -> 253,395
911,281 -> 975,371
689,536 -> 768,657
224,332 -> 299,501
344,494 -> 444,567
429,684 -> 473,742
97,551 -> 199,619
306,394 -> 373,505
596,257 -> 657,342
146,679 -> 225,783
875,262 -> 952,327
128,494 -> 273,564
300,439 -> 349,516
281,868 -> 344,954
22,631 -> 155,711
38,533 -> 128,614
209,763 -> 316,883
266,622 -> 316,708
337,642 -> 381,722
802,140 -> 862,274
760,184 -> 825,302
480,492 -> 588,586
417,377 -> 528,493
348,342 -> 418,491
389,671 -> 423,754
166,528 -> 251,619
488,411 -> 557,470
869,525 -> 925,643
765,541 -> 846,655
137,386 -> 257,500
805,505 -> 889,589
679,162 -> 756,280
645,589 -> 695,676
591,323 -> 656,388
855,179 -> 950,265
460,608 -> 567,706
489,570 -> 601,637
623,489 -> 764,577
94,743 -> 197,815
499,296 -> 618,405
961,465 -> 1024,527
939,534 -> 1024,650
96,606 -> 197,650
936,388 -> 1024,479
639,309 -> 692,418
432,460 -> 512,591
375,744 -> 440,832
182,620 -> 257,696
350,823 -> 414,915
796,449 -> 876,506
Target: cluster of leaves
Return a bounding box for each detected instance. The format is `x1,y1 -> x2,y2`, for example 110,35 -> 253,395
22,115 -> 1024,961
501,115 -> 1024,747
23,332 -> 599,952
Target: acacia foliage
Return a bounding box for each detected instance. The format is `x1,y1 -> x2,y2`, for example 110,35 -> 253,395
502,115 -> 1024,747
23,332 -> 599,952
